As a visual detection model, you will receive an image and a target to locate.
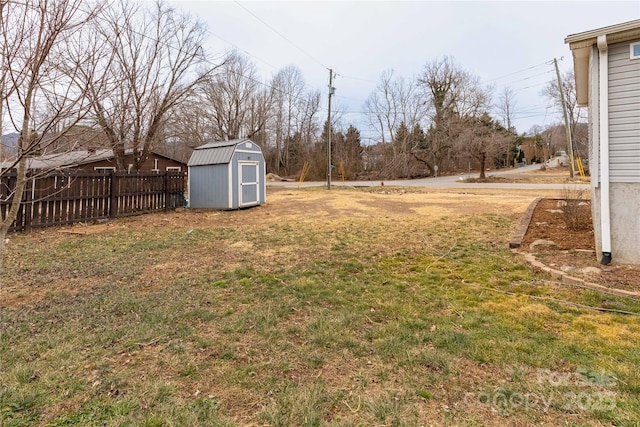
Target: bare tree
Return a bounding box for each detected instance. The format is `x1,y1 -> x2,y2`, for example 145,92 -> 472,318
84,0 -> 218,171
160,92 -> 208,160
243,86 -> 274,150
199,50 -> 271,142
542,70 -> 585,129
0,0 -> 97,268
298,89 -> 321,146
495,86 -> 518,167
365,70 -> 398,145
163,57 -> 275,161
457,112 -> 511,179
364,69 -> 424,177
364,70 -> 422,146
269,65 -> 306,174
417,56 -> 490,172
496,87 -> 516,132
542,70 -> 588,159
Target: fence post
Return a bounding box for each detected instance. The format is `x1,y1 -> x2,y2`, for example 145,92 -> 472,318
109,171 -> 117,218
164,172 -> 169,211
23,175 -> 33,232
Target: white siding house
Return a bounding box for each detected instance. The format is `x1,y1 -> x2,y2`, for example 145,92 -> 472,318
566,20 -> 640,265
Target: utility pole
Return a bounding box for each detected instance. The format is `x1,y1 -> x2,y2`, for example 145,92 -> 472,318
554,58 -> 575,178
327,68 -> 334,190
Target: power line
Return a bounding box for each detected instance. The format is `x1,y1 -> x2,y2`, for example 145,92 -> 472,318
206,31 -> 281,73
483,60 -> 553,84
499,70 -> 555,89
334,94 -> 368,104
335,73 -> 378,85
203,27 -> 325,100
232,0 -> 329,70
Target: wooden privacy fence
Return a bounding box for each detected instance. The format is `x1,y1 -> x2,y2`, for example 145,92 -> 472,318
0,171 -> 186,232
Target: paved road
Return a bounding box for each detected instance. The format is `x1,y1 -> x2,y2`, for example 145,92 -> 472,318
267,164 -> 590,191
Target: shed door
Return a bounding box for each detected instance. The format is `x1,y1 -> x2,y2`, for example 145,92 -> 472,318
239,161 -> 259,207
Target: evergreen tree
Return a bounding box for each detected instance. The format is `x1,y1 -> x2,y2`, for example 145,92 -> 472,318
411,124 -> 427,150
343,125 -> 363,178
392,121 -> 410,155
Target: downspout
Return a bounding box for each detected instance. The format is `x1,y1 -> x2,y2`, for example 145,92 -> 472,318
597,35 -> 612,265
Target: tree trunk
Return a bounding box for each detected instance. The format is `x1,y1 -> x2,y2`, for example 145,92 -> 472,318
0,155 -> 28,271
410,151 -> 433,177
113,142 -> 126,171
479,152 -> 486,179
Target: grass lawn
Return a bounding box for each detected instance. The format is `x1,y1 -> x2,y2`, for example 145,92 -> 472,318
1,186 -> 639,426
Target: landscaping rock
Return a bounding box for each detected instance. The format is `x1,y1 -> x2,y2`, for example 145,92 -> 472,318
529,239 -> 557,251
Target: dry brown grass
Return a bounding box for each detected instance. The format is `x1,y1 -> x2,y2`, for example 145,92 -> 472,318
2,186 -> 639,426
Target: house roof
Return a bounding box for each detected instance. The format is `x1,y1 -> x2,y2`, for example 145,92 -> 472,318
0,149 -> 114,170
0,148 -> 185,170
565,19 -> 640,106
187,139 -> 251,167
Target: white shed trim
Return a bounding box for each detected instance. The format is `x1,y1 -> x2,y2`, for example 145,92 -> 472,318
238,161 -> 260,207
227,155 -> 233,209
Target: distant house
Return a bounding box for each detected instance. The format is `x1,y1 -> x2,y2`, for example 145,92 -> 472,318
565,19 -> 640,265
0,149 -> 186,173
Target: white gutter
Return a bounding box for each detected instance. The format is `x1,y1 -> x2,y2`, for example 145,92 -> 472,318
597,35 -> 612,264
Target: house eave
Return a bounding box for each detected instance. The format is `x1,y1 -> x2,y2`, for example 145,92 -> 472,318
565,19 -> 640,46
565,19 -> 640,106
571,47 -> 591,107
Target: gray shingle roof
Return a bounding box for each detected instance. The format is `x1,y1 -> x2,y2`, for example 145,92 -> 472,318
0,149 -> 115,170
0,148 -> 184,170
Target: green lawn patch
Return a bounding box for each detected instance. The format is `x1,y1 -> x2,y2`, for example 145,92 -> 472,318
2,188 -> 639,425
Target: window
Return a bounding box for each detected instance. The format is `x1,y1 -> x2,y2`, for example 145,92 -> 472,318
152,159 -> 159,172
246,142 -> 252,149
166,166 -> 181,171
94,167 -> 115,172
631,42 -> 640,60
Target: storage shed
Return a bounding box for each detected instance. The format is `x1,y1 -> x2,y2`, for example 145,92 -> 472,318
187,139 -> 266,209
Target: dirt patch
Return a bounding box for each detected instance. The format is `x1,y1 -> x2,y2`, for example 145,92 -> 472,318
522,199 -> 594,251
57,222 -> 123,235
521,198 -> 640,292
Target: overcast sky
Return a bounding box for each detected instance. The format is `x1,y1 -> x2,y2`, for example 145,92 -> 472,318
175,1 -> 639,142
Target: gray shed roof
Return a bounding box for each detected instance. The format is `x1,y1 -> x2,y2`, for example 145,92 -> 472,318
187,139 -> 253,167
